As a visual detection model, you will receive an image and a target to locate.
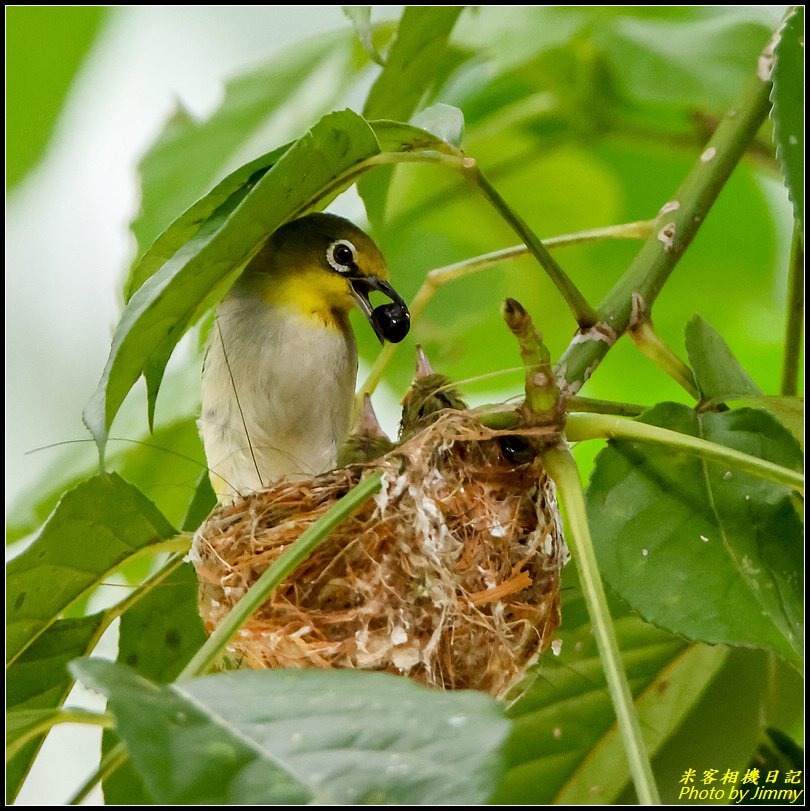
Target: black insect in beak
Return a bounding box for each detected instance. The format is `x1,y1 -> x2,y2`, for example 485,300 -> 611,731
350,277 -> 411,344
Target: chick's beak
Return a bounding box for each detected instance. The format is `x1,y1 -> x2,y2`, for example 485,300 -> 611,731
349,276 -> 411,344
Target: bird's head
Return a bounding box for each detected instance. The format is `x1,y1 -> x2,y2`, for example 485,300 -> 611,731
238,213 -> 410,344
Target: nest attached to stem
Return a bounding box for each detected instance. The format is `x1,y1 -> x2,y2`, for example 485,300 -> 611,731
192,411 -> 568,698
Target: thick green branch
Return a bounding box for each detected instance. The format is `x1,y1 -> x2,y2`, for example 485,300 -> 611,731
781,225 -> 804,396
556,70 -> 773,394
541,445 -> 660,805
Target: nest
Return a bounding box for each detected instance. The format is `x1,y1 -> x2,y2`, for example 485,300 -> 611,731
191,411 -> 568,698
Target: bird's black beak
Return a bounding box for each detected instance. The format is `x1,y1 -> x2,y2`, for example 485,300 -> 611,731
349,276 -> 411,344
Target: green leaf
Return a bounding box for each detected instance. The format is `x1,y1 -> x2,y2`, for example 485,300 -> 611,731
6,614 -> 104,802
83,110 -> 381,454
6,708 -> 107,761
342,6 -> 385,66
103,563 -> 207,804
595,12 -> 776,113
684,314 -> 761,401
7,415 -> 206,547
7,708 -> 67,759
586,403 -> 803,665
181,471 -> 217,532
494,578 -> 727,803
729,395 -> 804,450
6,473 -> 176,664
117,563 -> 206,683
360,6 -> 464,225
6,7 -> 107,188
126,144 -> 290,300
412,103 -> 465,148
73,661 -> 510,805
130,31 -> 356,257
364,7 -> 464,121
770,6 -> 804,232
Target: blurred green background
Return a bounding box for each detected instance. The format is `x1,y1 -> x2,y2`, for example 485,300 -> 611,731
6,5 -> 799,804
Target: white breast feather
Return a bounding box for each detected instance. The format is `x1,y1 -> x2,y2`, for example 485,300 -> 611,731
199,295 -> 357,500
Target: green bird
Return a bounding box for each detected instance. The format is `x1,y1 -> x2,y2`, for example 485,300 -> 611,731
199,213 -> 409,501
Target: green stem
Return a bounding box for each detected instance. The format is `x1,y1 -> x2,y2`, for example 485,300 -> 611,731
7,709 -> 112,760
55,557 -> 189,804
556,70 -> 773,393
780,225 -> 804,396
473,404 -> 520,430
68,744 -> 127,806
462,161 -> 600,327
105,554 -> 187,624
357,220 -> 651,405
472,395 -> 649,429
369,150 -> 467,170
6,558 -> 183,803
568,396 -> 647,417
7,541 -> 190,669
566,412 -> 804,493
179,471 -> 383,679
629,320 -> 699,400
541,445 -> 660,805
425,220 -> 654,290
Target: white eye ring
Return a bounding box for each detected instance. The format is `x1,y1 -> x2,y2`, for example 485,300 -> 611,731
326,239 -> 357,273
